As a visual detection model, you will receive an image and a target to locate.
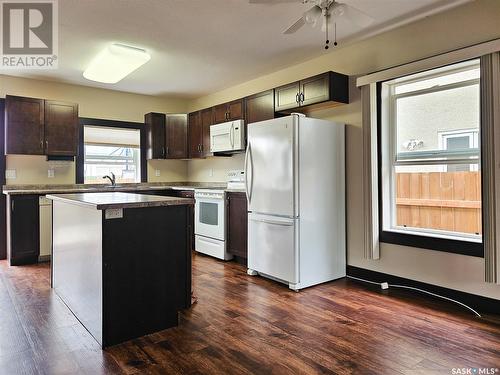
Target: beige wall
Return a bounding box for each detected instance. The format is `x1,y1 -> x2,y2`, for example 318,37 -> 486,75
187,154 -> 244,182
186,0 -> 500,300
0,75 -> 190,184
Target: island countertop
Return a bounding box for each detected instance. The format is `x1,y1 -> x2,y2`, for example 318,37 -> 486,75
46,192 -> 194,210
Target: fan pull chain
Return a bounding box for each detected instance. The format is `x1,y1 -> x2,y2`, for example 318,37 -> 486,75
325,14 -> 329,50
334,22 -> 337,46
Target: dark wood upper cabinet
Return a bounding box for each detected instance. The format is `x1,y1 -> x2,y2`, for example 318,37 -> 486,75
188,111 -> 203,158
274,72 -> 349,113
165,114 -> 188,159
274,82 -> 301,112
244,89 -> 275,124
145,112 -> 166,160
213,99 -> 244,124
201,108 -> 213,158
44,100 -> 78,156
300,74 -> 331,107
146,113 -> 188,160
5,95 -> 78,156
226,192 -> 248,260
227,100 -> 243,121
213,104 -> 228,124
5,95 -> 45,155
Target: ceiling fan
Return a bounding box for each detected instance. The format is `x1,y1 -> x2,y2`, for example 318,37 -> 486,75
249,0 -> 374,50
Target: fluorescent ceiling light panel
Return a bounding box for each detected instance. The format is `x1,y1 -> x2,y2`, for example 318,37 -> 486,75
83,44 -> 151,84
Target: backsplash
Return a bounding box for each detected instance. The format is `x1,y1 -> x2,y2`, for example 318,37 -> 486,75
187,153 -> 244,182
5,155 -> 189,185
6,155 -> 75,185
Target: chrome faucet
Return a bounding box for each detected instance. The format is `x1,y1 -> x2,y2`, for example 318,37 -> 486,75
103,172 -> 116,187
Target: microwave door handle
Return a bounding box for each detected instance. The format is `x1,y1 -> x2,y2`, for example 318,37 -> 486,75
230,123 -> 234,148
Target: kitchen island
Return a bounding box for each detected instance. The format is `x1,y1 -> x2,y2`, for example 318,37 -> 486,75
47,192 -> 194,348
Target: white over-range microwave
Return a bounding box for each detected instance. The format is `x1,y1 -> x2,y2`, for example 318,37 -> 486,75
210,120 -> 245,153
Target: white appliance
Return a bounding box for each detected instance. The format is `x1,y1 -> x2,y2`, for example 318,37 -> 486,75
210,120 -> 245,153
194,189 -> 233,260
245,114 -> 345,291
39,196 -> 52,261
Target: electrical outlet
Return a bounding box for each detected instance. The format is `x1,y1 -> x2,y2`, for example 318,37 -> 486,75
5,170 -> 16,179
48,169 -> 55,178
155,169 -> 160,177
208,168 -> 214,177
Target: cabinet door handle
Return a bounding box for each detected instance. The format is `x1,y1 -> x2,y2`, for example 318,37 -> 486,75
11,200 -> 14,212
295,93 -> 300,104
45,140 -> 48,150
40,140 -> 43,150
166,146 -> 169,156
300,92 -> 304,104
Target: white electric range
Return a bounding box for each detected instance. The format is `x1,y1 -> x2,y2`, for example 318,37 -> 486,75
194,171 -> 245,260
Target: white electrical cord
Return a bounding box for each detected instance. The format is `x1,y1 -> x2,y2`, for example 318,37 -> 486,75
347,275 -> 482,318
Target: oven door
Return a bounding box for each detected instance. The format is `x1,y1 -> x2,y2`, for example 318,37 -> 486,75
195,197 -> 225,241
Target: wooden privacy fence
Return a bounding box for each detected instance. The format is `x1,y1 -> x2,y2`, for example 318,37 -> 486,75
396,171 -> 482,235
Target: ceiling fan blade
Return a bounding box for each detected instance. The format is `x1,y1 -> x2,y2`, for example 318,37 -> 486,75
283,16 -> 306,34
331,3 -> 374,28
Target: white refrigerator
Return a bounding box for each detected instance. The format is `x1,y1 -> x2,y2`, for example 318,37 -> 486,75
245,114 -> 345,291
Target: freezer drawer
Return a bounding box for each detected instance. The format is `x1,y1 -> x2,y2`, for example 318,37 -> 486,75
248,213 -> 298,284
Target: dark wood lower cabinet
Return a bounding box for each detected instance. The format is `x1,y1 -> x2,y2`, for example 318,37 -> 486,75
7,195 -> 40,266
0,99 -> 5,260
166,190 -> 195,249
226,192 -> 248,260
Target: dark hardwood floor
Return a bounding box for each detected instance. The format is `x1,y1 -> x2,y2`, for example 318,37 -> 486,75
1,254 -> 499,374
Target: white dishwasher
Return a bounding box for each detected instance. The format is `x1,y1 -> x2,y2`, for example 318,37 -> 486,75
39,196 -> 52,261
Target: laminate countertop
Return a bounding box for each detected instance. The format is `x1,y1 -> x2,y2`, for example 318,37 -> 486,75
46,192 -> 194,210
2,182 -> 226,195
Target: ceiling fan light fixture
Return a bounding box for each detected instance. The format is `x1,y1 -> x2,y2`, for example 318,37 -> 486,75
83,44 -> 151,84
304,6 -> 321,25
331,3 -> 345,17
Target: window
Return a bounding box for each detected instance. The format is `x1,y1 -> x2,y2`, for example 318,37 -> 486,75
83,125 -> 141,184
380,59 -> 481,244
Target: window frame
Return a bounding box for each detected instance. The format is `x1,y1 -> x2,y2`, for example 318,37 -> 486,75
376,62 -> 484,258
76,118 -> 147,184
83,143 -> 141,184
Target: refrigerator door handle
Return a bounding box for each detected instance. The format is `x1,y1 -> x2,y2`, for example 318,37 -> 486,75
244,142 -> 252,202
250,217 -> 294,226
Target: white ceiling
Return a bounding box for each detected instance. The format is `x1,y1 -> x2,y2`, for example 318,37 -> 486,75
1,0 -> 470,99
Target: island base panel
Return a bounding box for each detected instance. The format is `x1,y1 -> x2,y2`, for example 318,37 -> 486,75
102,205 -> 191,347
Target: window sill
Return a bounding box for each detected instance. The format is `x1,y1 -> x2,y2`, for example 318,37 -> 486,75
380,230 -> 484,258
